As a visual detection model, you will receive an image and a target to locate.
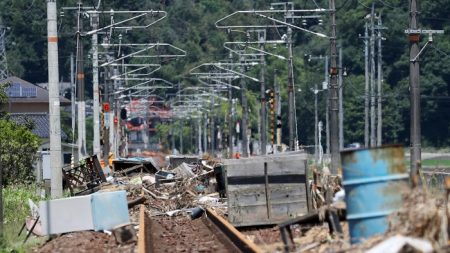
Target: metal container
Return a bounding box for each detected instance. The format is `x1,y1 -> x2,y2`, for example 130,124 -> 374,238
213,165 -> 226,198
341,145 -> 409,244
190,207 -> 205,220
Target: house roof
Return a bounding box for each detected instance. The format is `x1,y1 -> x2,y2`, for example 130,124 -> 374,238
2,76 -> 71,105
9,112 -> 68,140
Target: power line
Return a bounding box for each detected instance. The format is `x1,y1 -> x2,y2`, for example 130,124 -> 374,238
310,0 -> 321,9
377,0 -> 398,9
357,0 -> 372,10
430,44 -> 450,58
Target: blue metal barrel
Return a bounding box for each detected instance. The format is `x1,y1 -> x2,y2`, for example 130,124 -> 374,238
341,145 -> 409,244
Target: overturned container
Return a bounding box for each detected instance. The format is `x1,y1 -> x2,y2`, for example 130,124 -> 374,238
341,145 -> 409,244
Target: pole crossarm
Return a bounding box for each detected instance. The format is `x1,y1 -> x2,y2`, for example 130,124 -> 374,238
100,43 -> 186,67
404,29 -> 445,62
189,63 -> 259,82
224,41 -> 286,60
85,10 -> 167,35
216,9 -> 329,38
175,88 -> 228,101
216,9 -> 328,28
113,78 -> 174,95
111,64 -> 161,79
197,76 -> 241,90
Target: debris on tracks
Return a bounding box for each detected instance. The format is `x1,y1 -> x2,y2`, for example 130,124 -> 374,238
33,231 -> 134,253
149,215 -> 238,253
388,188 -> 448,249
112,223 -> 137,245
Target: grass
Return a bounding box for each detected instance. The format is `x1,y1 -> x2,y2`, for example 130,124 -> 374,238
422,159 -> 450,168
1,183 -> 47,252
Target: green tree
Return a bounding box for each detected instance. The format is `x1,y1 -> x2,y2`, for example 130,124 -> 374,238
0,119 -> 40,185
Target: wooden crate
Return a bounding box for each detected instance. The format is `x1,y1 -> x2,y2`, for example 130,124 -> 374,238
224,154 -> 308,227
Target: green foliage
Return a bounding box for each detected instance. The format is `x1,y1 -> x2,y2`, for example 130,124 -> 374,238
86,116 -> 93,154
155,122 -> 170,151
422,159 -> 450,168
3,184 -> 41,225
0,119 -> 40,185
0,82 -> 8,106
1,184 -> 45,252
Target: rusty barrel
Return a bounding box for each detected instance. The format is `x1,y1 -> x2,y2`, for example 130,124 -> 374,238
341,145 -> 409,244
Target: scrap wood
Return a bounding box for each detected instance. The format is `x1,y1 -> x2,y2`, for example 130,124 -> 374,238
142,187 -> 169,200
127,196 -> 147,209
114,164 -> 144,176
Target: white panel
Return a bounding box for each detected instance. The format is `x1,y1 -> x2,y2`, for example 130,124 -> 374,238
40,195 -> 94,235
42,153 -> 51,180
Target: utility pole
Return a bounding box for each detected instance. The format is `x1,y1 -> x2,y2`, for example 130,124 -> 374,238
198,117 -> 202,155
259,34 -> 267,155
240,64 -> 249,157
210,95 -> 215,155
76,1 -> 87,158
314,83 -> 319,164
308,54 -> 328,162
325,56 -> 330,155
338,46 -> 344,150
91,12 -> 101,157
370,5 -> 376,147
409,0 -> 420,179
274,70 -> 282,152
110,67 -> 118,157
0,19 -> 8,80
404,1 -> 443,178
179,120 -> 183,154
70,53 -> 76,146
171,119 -> 175,153
328,0 -> 340,173
47,0 -> 63,197
287,27 -> 296,151
363,23 -> 370,147
228,80 -> 233,158
203,113 -> 207,155
102,67 -> 110,166
377,15 -> 383,146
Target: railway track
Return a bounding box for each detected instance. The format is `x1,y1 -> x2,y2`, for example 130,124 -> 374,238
137,205 -> 262,253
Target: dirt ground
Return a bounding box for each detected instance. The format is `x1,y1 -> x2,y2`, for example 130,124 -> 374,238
240,223 -> 351,253
149,215 -> 240,253
34,231 -> 135,253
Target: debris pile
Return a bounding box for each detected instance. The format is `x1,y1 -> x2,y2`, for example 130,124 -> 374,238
142,158 -> 225,217
281,187 -> 449,253
27,149 -> 450,253
388,188 -> 448,248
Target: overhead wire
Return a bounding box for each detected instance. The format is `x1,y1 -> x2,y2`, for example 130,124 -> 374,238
377,0 -> 397,9
430,44 -> 450,59
356,0 -> 371,10
310,0 -> 321,9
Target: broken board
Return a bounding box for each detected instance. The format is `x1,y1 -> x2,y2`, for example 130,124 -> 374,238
224,154 -> 308,227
